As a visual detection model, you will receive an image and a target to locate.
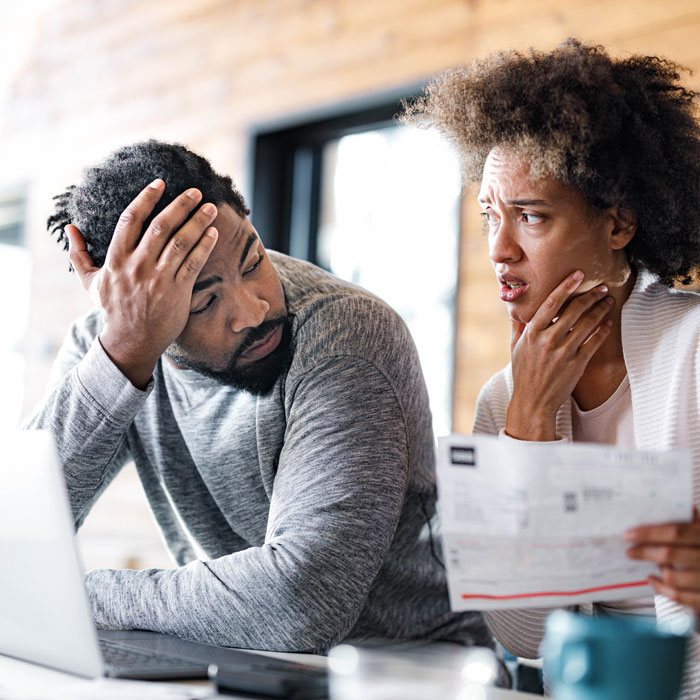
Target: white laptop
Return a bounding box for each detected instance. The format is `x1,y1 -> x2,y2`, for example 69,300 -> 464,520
0,430 -> 324,684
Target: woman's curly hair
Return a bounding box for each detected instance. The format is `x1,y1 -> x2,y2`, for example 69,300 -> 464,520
402,38 -> 700,286
47,139 -> 250,269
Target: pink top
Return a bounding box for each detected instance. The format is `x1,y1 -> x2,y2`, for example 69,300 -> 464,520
571,374 -> 635,448
573,374 -> 655,617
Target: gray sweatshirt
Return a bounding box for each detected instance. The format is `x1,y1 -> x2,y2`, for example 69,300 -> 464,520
24,252 -> 490,654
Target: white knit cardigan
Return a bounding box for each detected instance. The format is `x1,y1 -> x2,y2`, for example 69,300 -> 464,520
473,270 -> 700,698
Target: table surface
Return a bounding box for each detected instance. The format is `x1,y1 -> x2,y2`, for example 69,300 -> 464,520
0,652 -> 542,699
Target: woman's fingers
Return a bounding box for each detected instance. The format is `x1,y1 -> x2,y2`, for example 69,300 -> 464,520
626,514 -> 700,546
649,576 -> 700,610
657,566 -> 700,590
510,320 -> 527,353
566,295 -> 614,349
552,284 -> 611,340
573,318 -> 613,365
626,514 -> 700,613
627,543 -> 700,568
528,269 -> 584,331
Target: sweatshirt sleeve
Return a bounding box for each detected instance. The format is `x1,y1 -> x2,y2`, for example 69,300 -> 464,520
472,370 -> 554,658
22,312 -> 152,527
83,354 -> 412,653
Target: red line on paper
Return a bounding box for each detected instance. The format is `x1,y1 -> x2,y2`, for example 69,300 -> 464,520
461,580 -> 649,600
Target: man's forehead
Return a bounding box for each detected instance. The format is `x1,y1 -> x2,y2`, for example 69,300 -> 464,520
195,204 -> 259,281
214,204 -> 250,249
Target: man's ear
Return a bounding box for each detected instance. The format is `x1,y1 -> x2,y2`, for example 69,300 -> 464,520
604,205 -> 637,251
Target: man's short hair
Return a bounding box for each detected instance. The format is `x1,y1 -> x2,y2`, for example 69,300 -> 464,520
48,140 -> 250,268
402,38 -> 700,286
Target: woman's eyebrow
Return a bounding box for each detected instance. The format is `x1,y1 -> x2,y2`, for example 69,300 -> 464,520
477,196 -> 552,207
505,198 -> 551,207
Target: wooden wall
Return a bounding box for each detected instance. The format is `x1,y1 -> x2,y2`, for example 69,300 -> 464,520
2,0 -> 699,567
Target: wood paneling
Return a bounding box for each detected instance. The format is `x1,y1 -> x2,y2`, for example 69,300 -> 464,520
3,0 -> 698,565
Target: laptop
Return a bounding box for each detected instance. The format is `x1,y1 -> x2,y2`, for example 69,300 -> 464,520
0,429 -> 327,687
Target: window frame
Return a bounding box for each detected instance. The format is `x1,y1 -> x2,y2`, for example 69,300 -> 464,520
0,185 -> 27,247
247,87 -> 463,431
247,84 -> 426,263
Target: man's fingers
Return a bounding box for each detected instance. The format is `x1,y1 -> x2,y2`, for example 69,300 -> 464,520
139,187 -> 208,261
154,200 -> 218,270
175,227 -> 219,284
108,178 -> 166,258
66,225 -> 99,290
528,270 -> 584,331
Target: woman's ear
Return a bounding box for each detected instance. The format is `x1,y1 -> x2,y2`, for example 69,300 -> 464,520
605,205 -> 637,251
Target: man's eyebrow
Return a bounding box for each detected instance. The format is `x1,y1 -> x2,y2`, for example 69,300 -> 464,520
192,275 -> 223,293
239,232 -> 258,268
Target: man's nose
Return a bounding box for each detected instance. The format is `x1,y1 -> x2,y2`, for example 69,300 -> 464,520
488,217 -> 521,265
228,291 -> 270,334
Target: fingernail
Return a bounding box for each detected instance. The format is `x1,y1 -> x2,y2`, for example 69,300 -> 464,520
573,270 -> 584,281
206,227 -> 218,239
149,178 -> 164,189
202,203 -> 216,215
599,285 -> 608,294
186,188 -> 200,199
606,296 -> 614,305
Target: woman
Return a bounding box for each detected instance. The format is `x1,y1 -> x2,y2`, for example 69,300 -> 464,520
404,39 -> 700,696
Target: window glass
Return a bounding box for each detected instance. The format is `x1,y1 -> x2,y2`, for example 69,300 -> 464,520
317,126 -> 461,435
0,240 -> 30,428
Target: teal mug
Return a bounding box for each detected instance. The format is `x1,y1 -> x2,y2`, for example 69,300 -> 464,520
541,610 -> 692,700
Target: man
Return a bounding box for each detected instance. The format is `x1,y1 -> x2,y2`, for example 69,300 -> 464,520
27,139 -> 491,656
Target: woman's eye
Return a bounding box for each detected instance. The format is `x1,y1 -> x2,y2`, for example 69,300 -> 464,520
191,296 -> 216,315
522,213 -> 542,224
480,211 -> 499,231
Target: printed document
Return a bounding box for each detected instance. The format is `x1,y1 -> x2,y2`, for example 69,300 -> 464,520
436,435 -> 693,610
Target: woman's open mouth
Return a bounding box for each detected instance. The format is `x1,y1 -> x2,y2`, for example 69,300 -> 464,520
499,276 -> 529,302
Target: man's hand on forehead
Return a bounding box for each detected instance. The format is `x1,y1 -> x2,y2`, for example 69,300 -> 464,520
65,179 -> 219,389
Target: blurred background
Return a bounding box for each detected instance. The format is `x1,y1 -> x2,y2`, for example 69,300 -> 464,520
2,0 -> 699,571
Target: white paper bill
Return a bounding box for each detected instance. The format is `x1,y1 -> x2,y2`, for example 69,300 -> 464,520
436,434 -> 693,611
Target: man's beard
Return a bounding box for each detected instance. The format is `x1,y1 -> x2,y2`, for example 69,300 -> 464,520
166,316 -> 294,395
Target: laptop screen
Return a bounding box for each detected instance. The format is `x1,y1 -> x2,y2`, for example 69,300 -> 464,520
0,430 -> 104,677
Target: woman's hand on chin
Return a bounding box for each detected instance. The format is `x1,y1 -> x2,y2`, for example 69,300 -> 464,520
506,270 -> 614,442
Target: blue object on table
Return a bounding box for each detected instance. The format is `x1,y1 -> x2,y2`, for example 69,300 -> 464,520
541,610 -> 691,700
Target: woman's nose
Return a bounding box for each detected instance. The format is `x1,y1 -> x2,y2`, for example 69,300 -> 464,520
488,217 -> 521,265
